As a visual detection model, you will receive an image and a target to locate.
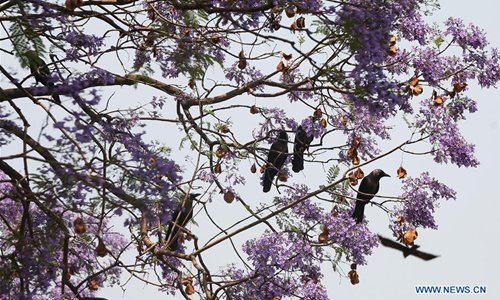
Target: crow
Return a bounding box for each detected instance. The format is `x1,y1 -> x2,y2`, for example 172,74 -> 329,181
165,193 -> 200,250
352,169 -> 390,223
23,50 -> 61,103
262,130 -> 288,193
292,126 -> 314,173
378,235 -> 439,260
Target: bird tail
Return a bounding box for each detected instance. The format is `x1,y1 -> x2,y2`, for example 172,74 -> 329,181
352,200 -> 365,224
262,168 -> 277,193
291,152 -> 304,173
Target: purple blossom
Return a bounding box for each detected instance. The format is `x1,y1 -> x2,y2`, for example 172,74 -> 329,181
392,172 -> 456,233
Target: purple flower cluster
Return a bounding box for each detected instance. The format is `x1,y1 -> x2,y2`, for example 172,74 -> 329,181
417,100 -> 479,167
391,172 -> 456,235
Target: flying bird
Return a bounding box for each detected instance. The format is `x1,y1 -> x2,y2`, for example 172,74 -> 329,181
292,126 -> 314,173
352,169 -> 390,223
378,235 -> 439,261
165,193 -> 200,250
23,50 -> 61,103
262,130 -> 288,193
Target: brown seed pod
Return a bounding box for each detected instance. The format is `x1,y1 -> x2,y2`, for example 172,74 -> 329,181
403,228 -> 418,245
354,168 -> 364,179
283,53 -> 293,60
211,34 -> 221,44
250,163 -> 257,173
313,109 -> 323,118
296,16 -> 305,29
277,171 -> 288,182
285,6 -> 295,18
188,78 -> 195,89
397,166 -> 407,179
276,61 -> 286,72
214,163 -> 222,174
238,58 -> 247,69
389,35 -> 397,45
348,270 -> 360,285
95,238 -> 108,257
350,263 -> 357,270
73,217 -> 87,235
318,229 -> 329,244
388,45 -> 397,57
220,125 -> 230,133
65,0 -> 82,11
320,118 -> 327,128
352,156 -> 360,166
412,85 -> 423,96
250,105 -> 259,114
409,76 -> 419,87
223,191 -> 235,203
88,279 -> 99,291
453,82 -> 467,93
215,147 -> 226,158
434,95 -> 444,106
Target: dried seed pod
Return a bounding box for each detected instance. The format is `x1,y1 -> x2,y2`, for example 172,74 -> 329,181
276,61 -> 286,72
283,53 -> 292,60
453,82 -> 467,93
352,156 -> 360,166
215,147 -> 226,158
211,34 -> 221,44
65,0 -> 82,11
214,163 -> 222,174
389,35 -> 397,45
285,6 -> 295,18
238,59 -> 247,69
388,45 -> 397,57
412,85 -> 423,96
73,217 -> 87,235
397,166 -> 407,179
88,279 -> 99,291
318,228 -> 329,244
348,270 -> 360,285
250,163 -> 257,173
409,76 -> 419,87
296,16 -> 305,29
313,109 -> 323,118
95,238 -> 108,257
250,105 -> 259,114
320,118 -> 327,128
354,168 -> 364,179
350,263 -> 357,270
277,171 -> 288,182
188,78 -> 195,89
434,95 -> 444,106
403,228 -> 418,245
223,191 -> 235,203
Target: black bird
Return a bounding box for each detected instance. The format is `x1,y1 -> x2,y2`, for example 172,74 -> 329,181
352,169 -> 390,223
23,50 -> 61,103
165,193 -> 200,250
292,126 -> 314,173
378,235 -> 439,261
262,130 -> 288,193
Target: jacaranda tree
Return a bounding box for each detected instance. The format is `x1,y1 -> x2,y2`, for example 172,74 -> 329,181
1,1 -> 499,299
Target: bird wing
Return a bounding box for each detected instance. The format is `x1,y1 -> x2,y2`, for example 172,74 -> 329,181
378,235 -> 439,261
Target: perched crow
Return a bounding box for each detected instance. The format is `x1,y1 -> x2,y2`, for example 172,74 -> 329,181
352,169 -> 390,223
23,50 -> 61,103
262,130 -> 288,193
292,126 -> 314,173
165,193 -> 200,250
378,235 -> 439,261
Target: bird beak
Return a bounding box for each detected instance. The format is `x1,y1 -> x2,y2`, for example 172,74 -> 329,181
383,173 -> 390,177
